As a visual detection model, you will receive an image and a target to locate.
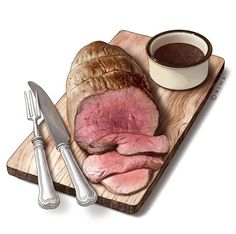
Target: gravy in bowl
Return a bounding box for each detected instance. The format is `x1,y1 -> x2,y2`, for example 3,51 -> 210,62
154,43 -> 204,67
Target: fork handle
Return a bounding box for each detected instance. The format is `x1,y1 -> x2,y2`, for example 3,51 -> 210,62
32,136 -> 60,209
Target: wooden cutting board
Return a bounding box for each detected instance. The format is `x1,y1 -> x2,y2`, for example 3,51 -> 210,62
7,30 -> 225,214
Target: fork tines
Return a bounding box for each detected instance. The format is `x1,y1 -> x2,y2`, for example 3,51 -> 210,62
24,91 -> 41,119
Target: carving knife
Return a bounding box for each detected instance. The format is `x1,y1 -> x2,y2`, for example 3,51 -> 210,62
28,81 -> 97,206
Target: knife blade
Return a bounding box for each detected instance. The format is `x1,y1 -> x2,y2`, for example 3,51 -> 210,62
28,81 -> 97,206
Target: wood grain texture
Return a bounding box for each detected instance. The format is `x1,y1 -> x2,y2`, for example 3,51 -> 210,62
7,30 -> 225,214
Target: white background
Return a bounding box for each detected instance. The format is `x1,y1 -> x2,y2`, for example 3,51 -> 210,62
0,0 -> 235,233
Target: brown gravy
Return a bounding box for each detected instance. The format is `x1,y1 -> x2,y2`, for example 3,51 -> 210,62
154,43 -> 204,67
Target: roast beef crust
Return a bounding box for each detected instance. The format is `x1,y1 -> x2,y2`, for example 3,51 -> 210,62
66,41 -> 152,138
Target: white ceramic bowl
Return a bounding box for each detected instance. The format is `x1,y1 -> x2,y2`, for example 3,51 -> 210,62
146,30 -> 212,90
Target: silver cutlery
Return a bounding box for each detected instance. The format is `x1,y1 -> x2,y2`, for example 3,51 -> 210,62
24,90 -> 60,209
28,82 -> 97,206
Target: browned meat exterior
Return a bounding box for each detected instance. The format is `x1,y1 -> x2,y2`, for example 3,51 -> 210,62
71,41 -> 139,69
66,41 -> 151,136
82,151 -> 163,183
68,55 -> 145,88
88,133 -> 170,155
74,87 -> 159,150
102,169 -> 152,195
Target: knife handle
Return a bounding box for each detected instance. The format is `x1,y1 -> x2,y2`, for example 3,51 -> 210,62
58,143 -> 98,206
32,136 -> 60,209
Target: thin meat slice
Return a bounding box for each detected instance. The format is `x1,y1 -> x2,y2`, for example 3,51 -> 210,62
82,151 -> 163,183
74,87 -> 159,150
88,133 -> 169,155
102,169 -> 152,195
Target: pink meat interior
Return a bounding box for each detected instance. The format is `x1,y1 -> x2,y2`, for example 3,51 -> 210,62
74,87 -> 159,149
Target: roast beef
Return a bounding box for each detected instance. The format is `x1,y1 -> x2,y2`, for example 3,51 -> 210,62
88,133 -> 169,155
74,87 -> 159,150
66,41 -> 168,195
82,151 -> 163,183
102,169 -> 152,195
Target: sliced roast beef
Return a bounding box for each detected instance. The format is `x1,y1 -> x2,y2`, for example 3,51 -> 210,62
74,87 -> 159,150
66,41 -> 169,195
87,133 -> 169,155
102,169 -> 152,195
82,151 -> 163,183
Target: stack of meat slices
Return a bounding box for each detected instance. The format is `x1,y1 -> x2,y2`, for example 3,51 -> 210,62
66,41 -> 169,195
